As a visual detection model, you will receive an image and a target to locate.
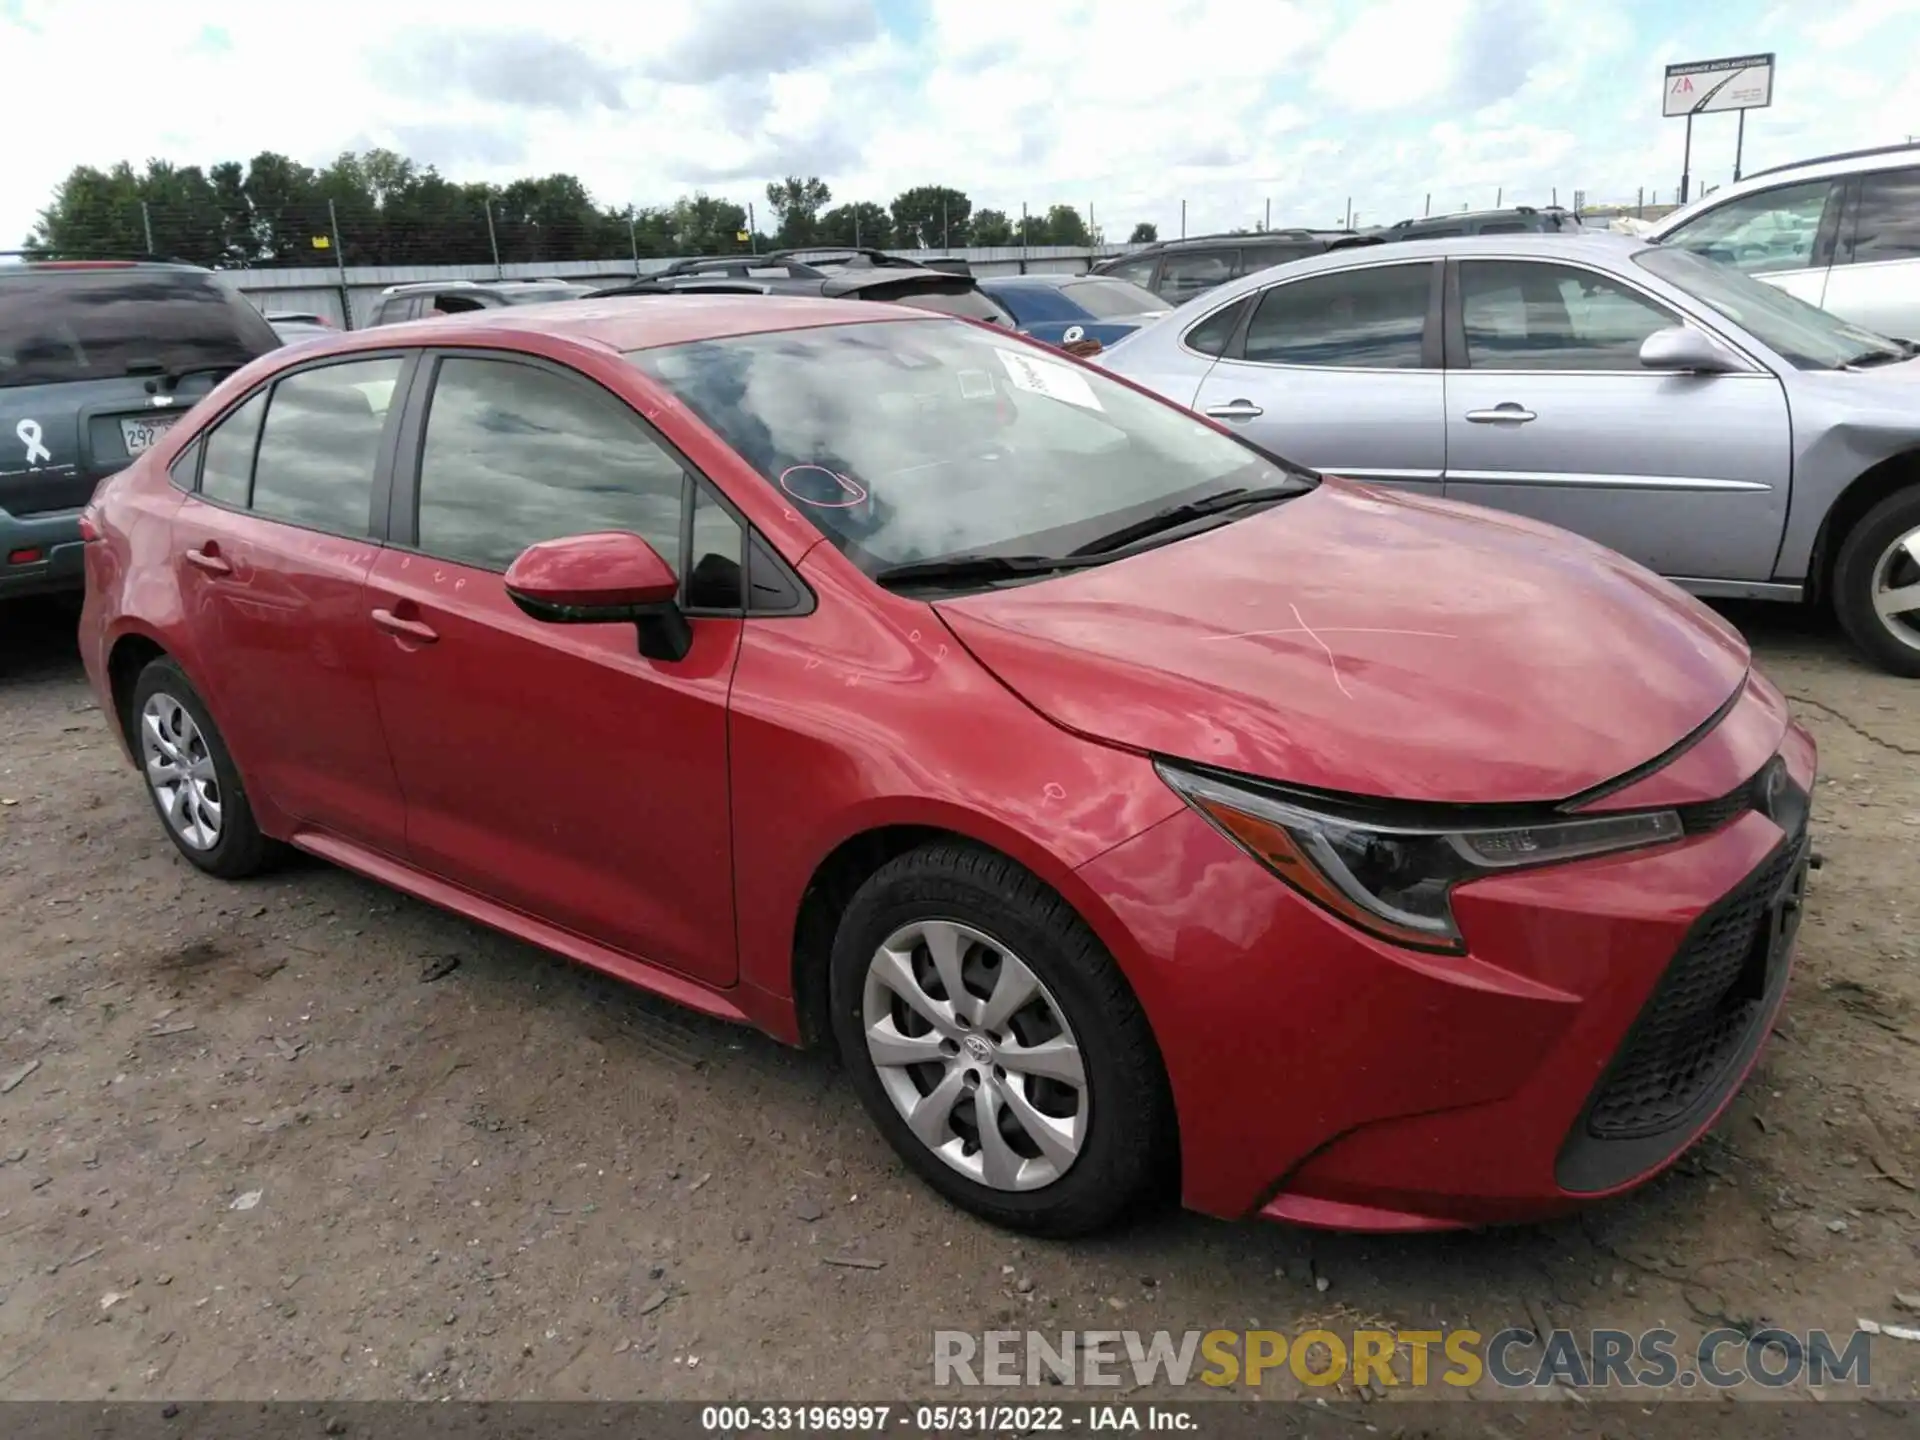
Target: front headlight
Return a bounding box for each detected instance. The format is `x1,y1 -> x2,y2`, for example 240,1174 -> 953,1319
1156,760 -> 1684,953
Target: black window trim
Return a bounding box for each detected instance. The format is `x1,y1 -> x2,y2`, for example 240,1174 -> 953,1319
1213,257 -> 1444,371
388,347 -> 814,619
178,348 -> 417,544
1441,255 -> 1768,377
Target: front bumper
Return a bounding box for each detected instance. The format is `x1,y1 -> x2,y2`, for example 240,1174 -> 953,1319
1076,716 -> 1817,1230
0,507 -> 86,599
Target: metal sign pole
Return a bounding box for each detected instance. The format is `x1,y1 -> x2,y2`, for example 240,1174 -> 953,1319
1734,109 -> 1746,181
1680,113 -> 1694,205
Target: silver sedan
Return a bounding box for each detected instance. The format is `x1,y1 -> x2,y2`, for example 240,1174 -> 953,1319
1096,232 -> 1920,677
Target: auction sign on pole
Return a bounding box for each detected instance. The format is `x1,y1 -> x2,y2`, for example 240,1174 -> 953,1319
1664,52 -> 1775,203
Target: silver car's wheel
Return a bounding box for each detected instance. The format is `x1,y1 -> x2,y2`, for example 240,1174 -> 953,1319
861,918 -> 1089,1192
140,691 -> 223,850
1871,522 -> 1920,652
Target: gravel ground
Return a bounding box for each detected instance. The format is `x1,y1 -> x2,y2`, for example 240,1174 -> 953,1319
0,595 -> 1915,1404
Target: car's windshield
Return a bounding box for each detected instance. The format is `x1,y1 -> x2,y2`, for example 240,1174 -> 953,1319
1061,279 -> 1172,318
627,318 -> 1303,577
1635,246 -> 1900,369
0,270 -> 280,389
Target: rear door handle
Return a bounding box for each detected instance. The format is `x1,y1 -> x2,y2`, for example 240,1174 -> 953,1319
1204,399 -> 1264,420
1464,405 -> 1537,424
371,608 -> 438,643
184,546 -> 231,576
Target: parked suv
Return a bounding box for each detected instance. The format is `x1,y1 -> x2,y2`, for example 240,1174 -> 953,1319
365,278 -> 595,327
1373,205 -> 1583,241
588,249 -> 1016,325
1090,230 -> 1380,304
1651,143 -> 1920,340
1,258 -> 281,600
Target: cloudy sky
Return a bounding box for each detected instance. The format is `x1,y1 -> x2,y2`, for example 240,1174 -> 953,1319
2,0 -> 1916,249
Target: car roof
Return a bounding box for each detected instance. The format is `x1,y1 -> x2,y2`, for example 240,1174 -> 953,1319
1651,140 -> 1920,238
1178,230 -> 1649,303
980,273 -> 1107,288
306,294 -> 907,356
0,257 -> 222,278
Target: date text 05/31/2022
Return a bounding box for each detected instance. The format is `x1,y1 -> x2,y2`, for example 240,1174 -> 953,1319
700,1405 -> 1196,1432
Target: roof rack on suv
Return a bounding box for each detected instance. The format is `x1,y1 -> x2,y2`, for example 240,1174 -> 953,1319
0,248 -> 206,268
1739,140 -> 1920,183
654,255 -> 829,279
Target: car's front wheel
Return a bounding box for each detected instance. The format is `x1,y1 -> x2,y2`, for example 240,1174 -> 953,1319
829,842 -> 1175,1236
1834,485 -> 1920,678
130,657 -> 276,878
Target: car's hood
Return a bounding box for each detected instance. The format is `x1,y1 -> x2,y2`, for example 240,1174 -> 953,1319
933,481 -> 1751,805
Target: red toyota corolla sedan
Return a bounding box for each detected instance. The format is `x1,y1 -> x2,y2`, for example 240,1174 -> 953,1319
77,296 -> 1816,1237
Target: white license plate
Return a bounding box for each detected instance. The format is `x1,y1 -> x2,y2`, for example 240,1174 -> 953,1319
119,416 -> 179,454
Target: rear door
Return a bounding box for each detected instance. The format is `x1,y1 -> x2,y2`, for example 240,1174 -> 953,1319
169,352 -> 411,852
1188,259 -> 1447,495
1440,256 -> 1791,581
1655,176 -> 1847,311
1158,249 -> 1238,304
1819,165 -> 1920,339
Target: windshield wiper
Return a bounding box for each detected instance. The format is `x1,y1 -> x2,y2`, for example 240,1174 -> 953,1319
1068,483 -> 1308,557
871,552 -> 1114,590
1841,337 -> 1916,369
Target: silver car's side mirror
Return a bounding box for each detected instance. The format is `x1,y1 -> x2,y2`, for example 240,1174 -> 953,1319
1640,325 -> 1739,374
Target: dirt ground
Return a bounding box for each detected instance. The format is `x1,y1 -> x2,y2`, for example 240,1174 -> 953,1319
0,595 -> 1915,1406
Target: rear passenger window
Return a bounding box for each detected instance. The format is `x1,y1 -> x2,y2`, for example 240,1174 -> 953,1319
1160,252 -> 1235,301
1183,296 -> 1249,356
167,438 -> 203,493
414,356 -> 686,573
199,390 -> 267,506
250,358 -> 400,535
1849,166 -> 1920,264
1242,264 -> 1432,368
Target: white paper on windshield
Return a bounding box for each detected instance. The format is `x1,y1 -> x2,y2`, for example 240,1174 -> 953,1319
992,347 -> 1103,412
957,368 -> 996,400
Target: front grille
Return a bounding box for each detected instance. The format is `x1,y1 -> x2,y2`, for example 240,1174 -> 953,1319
1675,784 -> 1752,835
1585,837 -> 1803,1140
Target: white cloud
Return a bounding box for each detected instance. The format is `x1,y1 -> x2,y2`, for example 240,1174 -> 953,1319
0,0 -> 1915,252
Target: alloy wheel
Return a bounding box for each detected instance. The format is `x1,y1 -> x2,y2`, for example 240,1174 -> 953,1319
140,692 -> 223,851
861,918 -> 1089,1191
1872,523 -> 1920,652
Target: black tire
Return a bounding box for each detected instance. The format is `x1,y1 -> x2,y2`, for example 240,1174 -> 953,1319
128,657 -> 278,879
1833,485 -> 1920,678
828,841 -> 1176,1237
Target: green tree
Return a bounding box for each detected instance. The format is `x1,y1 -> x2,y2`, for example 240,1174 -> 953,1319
1041,204 -> 1090,247
670,192 -> 751,255
1018,209 -> 1049,246
765,176 -> 832,248
816,201 -> 892,248
26,163 -> 144,256
970,208 -> 1013,246
1128,221 -> 1158,243
890,185 -> 970,248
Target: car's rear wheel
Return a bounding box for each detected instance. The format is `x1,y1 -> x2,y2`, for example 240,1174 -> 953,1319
828,842 -> 1175,1236
1834,486 -> 1920,678
130,658 -> 275,878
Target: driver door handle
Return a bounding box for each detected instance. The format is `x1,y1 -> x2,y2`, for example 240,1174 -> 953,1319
1205,399 -> 1264,420
1465,405 -> 1537,424
371,607 -> 438,643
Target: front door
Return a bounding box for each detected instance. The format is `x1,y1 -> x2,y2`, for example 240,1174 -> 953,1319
366,353 -> 742,987
1190,259 -> 1446,496
1441,257 -> 1792,582
169,356 -> 410,853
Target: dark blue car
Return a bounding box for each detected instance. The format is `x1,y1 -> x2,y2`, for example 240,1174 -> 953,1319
975,274 -> 1171,348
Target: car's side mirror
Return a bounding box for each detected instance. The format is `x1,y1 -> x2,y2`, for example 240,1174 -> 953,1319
504,531 -> 692,662
1640,325 -> 1739,374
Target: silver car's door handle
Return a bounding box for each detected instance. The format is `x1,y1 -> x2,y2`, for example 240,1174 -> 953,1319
1464,405 -> 1537,424
1205,399 -> 1264,420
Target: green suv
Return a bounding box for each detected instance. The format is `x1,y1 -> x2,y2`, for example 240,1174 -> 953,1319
1,259 -> 281,600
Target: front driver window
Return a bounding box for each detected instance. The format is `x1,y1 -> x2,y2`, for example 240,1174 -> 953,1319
1662,179 -> 1835,274
414,357 -> 687,573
